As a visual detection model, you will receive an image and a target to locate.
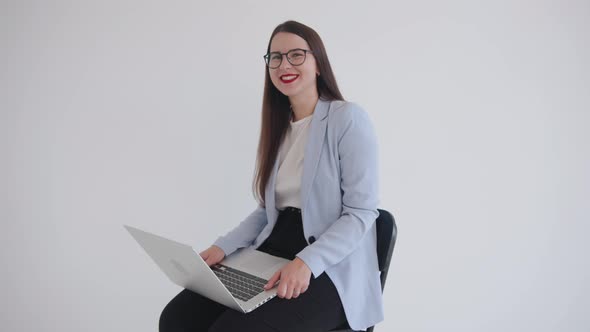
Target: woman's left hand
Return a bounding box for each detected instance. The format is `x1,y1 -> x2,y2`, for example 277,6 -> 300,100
264,257 -> 312,299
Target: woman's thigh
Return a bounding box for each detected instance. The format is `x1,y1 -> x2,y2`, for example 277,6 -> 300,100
159,289 -> 227,332
208,273 -> 347,332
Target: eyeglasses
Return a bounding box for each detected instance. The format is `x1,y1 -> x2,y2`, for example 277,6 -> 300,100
263,48 -> 313,69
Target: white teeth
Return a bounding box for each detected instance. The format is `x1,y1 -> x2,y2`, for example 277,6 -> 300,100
281,75 -> 298,80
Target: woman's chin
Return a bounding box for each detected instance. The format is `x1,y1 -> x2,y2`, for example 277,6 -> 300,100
279,89 -> 298,97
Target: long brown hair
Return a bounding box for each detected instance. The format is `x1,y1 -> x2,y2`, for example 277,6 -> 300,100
253,20 -> 345,204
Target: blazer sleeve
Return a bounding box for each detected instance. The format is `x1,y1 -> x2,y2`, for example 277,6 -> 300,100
213,205 -> 268,256
296,103 -> 380,278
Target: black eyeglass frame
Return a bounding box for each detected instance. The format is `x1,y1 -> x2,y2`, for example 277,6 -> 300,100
263,48 -> 314,69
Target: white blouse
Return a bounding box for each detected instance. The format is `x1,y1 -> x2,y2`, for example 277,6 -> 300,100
275,114 -> 313,210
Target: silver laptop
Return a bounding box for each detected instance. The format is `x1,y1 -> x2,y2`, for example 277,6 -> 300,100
124,225 -> 290,313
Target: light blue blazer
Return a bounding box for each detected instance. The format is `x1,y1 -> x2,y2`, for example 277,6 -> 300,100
214,98 -> 383,330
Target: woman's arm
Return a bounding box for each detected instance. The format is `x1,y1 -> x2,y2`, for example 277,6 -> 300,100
212,204 -> 268,256
296,104 -> 380,278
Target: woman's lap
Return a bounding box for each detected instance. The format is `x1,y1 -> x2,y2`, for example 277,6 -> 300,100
159,272 -> 346,332
159,208 -> 347,332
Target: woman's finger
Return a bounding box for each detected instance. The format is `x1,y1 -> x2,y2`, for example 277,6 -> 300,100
265,270 -> 281,290
277,279 -> 289,298
300,285 -> 308,294
283,281 -> 294,299
204,256 -> 215,266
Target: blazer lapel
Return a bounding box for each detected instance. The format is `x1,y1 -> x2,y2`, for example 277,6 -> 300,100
300,98 -> 330,211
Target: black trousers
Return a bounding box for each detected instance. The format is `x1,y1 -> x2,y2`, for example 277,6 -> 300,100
159,207 -> 348,332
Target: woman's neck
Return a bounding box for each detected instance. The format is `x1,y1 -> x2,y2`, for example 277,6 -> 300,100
289,90 -> 319,122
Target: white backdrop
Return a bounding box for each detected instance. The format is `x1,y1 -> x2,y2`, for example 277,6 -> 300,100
2,0 -> 589,331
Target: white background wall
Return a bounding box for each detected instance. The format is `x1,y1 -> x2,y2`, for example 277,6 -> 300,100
2,0 -> 589,331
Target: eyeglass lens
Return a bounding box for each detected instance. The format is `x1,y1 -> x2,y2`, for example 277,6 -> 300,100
266,49 -> 307,68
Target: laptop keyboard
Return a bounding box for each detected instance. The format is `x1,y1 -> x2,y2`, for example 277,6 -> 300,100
212,264 -> 268,302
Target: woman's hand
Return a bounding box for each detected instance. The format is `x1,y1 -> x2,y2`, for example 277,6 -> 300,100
199,245 -> 225,266
264,257 -> 312,299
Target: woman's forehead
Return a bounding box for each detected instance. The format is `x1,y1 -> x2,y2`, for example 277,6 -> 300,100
270,32 -> 310,52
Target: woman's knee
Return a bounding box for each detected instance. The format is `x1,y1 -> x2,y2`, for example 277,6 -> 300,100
159,289 -> 228,332
159,299 -> 179,332
158,290 -> 195,332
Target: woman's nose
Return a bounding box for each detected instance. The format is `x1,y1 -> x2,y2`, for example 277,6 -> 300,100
278,55 -> 292,70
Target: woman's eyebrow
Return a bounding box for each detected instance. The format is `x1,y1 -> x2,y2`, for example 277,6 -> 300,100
269,48 -> 302,53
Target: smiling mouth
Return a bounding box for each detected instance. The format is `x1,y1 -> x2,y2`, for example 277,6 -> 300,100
280,74 -> 299,83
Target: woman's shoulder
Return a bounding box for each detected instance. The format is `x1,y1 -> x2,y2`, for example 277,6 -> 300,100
327,99 -> 373,130
328,99 -> 364,114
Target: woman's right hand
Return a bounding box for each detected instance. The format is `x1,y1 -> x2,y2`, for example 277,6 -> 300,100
199,245 -> 226,266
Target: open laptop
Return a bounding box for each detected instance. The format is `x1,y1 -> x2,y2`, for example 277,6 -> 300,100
124,225 -> 290,313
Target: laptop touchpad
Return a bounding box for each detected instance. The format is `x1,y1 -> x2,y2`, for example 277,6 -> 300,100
223,249 -> 288,278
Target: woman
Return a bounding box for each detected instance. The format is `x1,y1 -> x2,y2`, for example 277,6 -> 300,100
159,20 -> 382,332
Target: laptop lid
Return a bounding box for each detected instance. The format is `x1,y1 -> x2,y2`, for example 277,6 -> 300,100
124,225 -> 289,313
